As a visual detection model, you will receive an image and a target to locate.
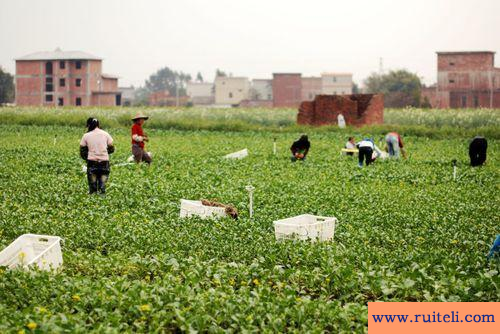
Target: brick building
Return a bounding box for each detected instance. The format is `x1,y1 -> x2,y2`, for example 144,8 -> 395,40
434,51 -> 500,108
15,49 -> 121,106
272,73 -> 302,108
301,77 -> 322,101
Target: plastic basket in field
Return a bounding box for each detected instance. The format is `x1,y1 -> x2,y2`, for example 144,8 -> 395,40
179,199 -> 227,219
273,214 -> 337,242
224,148 -> 248,159
0,234 -> 63,270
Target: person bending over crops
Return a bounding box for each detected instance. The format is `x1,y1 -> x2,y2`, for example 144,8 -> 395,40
80,118 -> 114,194
131,113 -> 152,164
290,135 -> 310,162
385,132 -> 406,159
469,136 -> 487,167
357,138 -> 380,167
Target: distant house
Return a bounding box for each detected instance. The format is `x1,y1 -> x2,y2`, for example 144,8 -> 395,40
272,73 -> 302,108
148,90 -> 188,106
119,86 -> 136,106
214,77 -> 250,105
15,48 -> 121,106
186,82 -> 214,105
251,79 -> 273,101
301,77 -> 322,101
434,51 -> 500,108
321,73 -> 353,95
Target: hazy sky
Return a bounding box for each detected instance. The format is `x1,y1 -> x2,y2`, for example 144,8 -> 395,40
1,0 -> 499,87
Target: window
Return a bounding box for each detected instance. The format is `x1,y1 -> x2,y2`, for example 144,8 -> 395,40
58,98 -> 64,106
461,96 -> 467,108
45,94 -> 53,102
76,78 -> 82,87
76,97 -> 82,106
59,61 -> 65,69
332,77 -> 337,82
449,62 -> 455,66
59,78 -> 65,87
75,61 -> 82,69
45,77 -> 53,92
267,94 -> 272,100
449,79 -> 455,84
229,92 -> 233,98
45,62 -> 53,75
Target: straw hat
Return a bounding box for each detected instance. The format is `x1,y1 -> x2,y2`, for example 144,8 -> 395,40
131,113 -> 149,120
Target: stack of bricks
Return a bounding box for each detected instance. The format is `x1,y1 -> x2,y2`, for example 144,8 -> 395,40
297,94 -> 384,127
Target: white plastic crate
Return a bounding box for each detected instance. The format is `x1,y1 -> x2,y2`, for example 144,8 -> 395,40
0,234 -> 63,270
179,199 -> 227,219
224,148 -> 248,159
273,214 -> 337,242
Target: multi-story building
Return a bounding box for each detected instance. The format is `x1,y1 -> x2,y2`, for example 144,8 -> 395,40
186,82 -> 214,105
321,73 -> 353,95
435,51 -> 500,108
15,49 -> 121,106
272,73 -> 302,108
214,76 -> 250,105
301,77 -> 322,101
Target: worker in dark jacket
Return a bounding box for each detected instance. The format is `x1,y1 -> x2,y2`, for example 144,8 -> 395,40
290,135 -> 310,162
469,136 -> 487,167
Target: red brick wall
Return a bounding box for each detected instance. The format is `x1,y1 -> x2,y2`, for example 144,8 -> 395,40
91,94 -> 116,106
438,53 -> 494,71
101,78 -> 118,92
272,73 -> 302,107
297,94 -> 384,127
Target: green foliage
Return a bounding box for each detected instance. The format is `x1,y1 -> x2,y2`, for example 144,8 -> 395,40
196,72 -> 204,83
364,70 -> 422,108
216,68 -> 227,78
145,67 -> 192,96
0,125 -> 498,332
0,107 -> 499,139
0,67 -> 15,104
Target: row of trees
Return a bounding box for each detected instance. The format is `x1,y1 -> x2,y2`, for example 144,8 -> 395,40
0,67 -> 15,104
0,65 -> 428,108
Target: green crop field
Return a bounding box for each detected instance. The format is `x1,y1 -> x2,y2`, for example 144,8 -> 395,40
0,107 -> 499,333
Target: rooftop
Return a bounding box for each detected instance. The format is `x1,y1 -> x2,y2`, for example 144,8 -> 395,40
321,72 -> 353,76
16,48 -> 102,61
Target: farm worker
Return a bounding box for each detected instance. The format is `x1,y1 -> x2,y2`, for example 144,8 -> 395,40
290,134 -> 310,162
469,136 -> 487,167
344,137 -> 356,156
356,138 -> 380,167
385,132 -> 406,158
80,118 -> 114,194
487,235 -> 500,260
131,113 -> 152,164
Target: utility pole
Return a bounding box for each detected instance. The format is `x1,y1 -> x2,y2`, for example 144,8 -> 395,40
176,78 -> 179,107
379,57 -> 384,75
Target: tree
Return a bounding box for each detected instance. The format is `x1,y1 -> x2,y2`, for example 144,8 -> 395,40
0,67 -> 14,104
196,72 -> 204,83
145,67 -> 192,96
133,87 -> 150,106
364,69 -> 422,107
215,69 -> 227,78
352,82 -> 360,94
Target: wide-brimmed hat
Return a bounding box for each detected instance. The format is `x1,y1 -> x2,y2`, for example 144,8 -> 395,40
131,113 -> 149,121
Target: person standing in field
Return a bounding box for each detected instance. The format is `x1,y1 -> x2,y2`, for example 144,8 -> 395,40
80,118 -> 114,194
290,135 -> 310,162
131,113 -> 152,164
385,131 -> 406,158
469,136 -> 487,167
357,138 -> 379,167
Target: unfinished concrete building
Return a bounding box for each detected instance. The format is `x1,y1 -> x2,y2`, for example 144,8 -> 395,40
434,51 -> 500,108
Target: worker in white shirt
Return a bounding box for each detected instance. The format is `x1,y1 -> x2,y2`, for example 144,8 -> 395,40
357,138 -> 379,167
